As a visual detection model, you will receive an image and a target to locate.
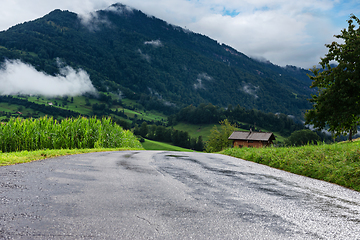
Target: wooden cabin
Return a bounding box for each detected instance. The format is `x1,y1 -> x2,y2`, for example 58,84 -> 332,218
228,130 -> 275,148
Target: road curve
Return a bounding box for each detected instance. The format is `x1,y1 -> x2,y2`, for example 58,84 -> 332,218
0,151 -> 359,239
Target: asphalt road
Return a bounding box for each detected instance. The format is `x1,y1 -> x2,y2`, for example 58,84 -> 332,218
0,151 -> 359,239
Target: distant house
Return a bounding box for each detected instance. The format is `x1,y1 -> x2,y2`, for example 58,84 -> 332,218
228,130 -> 276,148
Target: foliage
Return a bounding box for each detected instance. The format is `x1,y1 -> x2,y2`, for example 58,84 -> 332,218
139,122 -> 149,137
205,119 -> 236,153
0,116 -> 142,152
222,140 -> 360,192
305,15 -> 360,140
172,103 -> 304,136
285,129 -> 321,146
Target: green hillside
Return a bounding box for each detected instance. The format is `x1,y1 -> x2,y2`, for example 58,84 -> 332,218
0,3 -> 313,119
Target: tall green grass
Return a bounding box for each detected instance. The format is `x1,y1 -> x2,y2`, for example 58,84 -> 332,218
222,141 -> 360,191
0,116 -> 142,152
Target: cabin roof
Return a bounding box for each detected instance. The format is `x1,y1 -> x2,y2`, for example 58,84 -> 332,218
228,131 -> 275,141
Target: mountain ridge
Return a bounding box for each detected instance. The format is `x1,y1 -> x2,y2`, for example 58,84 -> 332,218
0,3 -> 314,119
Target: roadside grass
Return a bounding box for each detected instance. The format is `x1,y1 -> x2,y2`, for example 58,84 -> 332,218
142,139 -> 194,152
221,140 -> 360,192
0,148 -> 143,166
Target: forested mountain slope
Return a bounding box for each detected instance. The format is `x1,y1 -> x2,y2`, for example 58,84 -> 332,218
0,3 -> 313,118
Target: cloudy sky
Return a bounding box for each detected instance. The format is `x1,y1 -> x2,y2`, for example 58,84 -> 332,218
0,0 -> 359,69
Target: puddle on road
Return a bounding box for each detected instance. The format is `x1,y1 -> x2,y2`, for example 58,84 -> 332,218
166,155 -> 189,158
123,152 -> 140,159
117,160 -> 157,175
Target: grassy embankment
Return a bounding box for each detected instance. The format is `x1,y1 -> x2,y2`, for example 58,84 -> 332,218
141,139 -> 193,152
0,116 -> 143,165
222,140 -> 360,192
0,148 -> 140,166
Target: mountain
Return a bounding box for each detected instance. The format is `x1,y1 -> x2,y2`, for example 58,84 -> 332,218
0,3 -> 314,118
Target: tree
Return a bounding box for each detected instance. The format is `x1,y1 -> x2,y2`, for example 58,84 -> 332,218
285,129 -> 321,146
305,15 -> 360,141
205,119 -> 236,153
139,122 -> 148,138
195,136 -> 204,151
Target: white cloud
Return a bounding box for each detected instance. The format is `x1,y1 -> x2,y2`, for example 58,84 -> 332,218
106,3 -> 134,14
79,11 -> 112,32
241,82 -> 259,98
144,40 -> 163,47
137,49 -> 151,62
194,73 -> 212,90
0,59 -> 97,97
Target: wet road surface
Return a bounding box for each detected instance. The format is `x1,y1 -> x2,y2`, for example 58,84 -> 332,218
0,151 -> 359,239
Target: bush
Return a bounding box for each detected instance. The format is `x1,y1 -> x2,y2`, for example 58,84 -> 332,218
285,129 -> 321,146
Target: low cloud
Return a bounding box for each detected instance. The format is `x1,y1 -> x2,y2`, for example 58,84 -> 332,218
148,87 -> 162,99
241,82 -> 259,98
0,59 -> 97,97
144,40 -> 163,47
138,49 -> 151,62
194,73 -> 212,90
106,4 -> 133,15
78,11 -> 112,31
193,79 -> 204,90
79,3 -> 134,31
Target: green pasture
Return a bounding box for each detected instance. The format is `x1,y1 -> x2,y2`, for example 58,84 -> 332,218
141,139 -> 194,152
172,123 -> 217,142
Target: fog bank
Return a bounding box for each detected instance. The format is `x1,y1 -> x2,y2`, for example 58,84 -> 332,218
0,59 -> 97,97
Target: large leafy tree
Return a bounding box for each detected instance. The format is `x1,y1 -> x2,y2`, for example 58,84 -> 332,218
205,119 -> 236,152
305,15 -> 360,140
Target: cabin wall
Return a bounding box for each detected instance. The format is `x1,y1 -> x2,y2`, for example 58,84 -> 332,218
233,140 -> 269,148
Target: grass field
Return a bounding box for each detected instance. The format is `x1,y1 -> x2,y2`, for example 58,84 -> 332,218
172,123 -> 218,142
0,148 -> 143,166
222,140 -> 360,192
141,139 -> 194,152
172,122 -> 287,144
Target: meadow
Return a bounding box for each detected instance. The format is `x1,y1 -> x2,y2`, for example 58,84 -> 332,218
222,141 -> 360,192
141,139 -> 194,151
